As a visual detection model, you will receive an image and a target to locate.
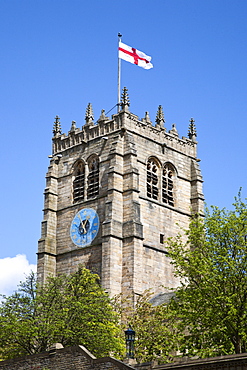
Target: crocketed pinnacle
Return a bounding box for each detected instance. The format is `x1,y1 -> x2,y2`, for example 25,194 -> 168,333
155,105 -> 165,128
53,115 -> 62,136
85,103 -> 94,125
188,118 -> 197,142
120,87 -> 130,111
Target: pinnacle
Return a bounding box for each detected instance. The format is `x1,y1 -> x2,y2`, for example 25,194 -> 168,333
144,111 -> 152,124
99,109 -> 107,121
53,115 -> 62,136
155,105 -> 165,128
85,103 -> 94,125
70,120 -> 76,132
188,118 -> 197,141
169,123 -> 179,136
120,87 -> 130,110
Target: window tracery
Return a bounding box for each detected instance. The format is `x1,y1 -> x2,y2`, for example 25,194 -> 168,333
73,161 -> 85,203
147,158 -> 159,200
87,157 -> 99,199
162,163 -> 175,206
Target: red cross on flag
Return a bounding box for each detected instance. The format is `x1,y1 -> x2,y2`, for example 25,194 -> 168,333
119,41 -> 153,69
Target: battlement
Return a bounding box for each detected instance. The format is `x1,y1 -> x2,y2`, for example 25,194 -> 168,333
52,88 -> 198,158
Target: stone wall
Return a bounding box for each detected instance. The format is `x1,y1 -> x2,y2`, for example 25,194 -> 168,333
2,345 -> 247,370
136,353 -> 247,370
0,345 -> 134,370
37,91 -> 204,299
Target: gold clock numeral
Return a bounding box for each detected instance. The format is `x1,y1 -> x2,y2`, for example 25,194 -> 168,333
92,230 -> 96,234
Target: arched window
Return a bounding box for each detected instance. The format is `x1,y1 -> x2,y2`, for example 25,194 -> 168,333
147,158 -> 159,200
73,161 -> 85,203
162,163 -> 175,206
87,157 -> 99,199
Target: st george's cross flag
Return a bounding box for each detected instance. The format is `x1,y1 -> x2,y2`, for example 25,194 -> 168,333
118,41 -> 153,69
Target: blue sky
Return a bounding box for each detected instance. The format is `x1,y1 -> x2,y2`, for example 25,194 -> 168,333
1,0 -> 247,294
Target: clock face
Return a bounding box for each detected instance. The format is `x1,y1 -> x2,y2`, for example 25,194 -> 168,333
70,208 -> 99,247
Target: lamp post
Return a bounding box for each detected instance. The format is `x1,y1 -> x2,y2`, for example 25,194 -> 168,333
125,326 -> 135,359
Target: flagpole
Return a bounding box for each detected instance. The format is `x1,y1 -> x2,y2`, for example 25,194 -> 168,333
118,33 -> 122,113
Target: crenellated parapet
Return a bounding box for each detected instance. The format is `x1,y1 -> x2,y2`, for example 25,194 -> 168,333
52,88 -> 198,159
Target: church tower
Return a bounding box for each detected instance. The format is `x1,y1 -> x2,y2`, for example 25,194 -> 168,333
37,88 -> 204,300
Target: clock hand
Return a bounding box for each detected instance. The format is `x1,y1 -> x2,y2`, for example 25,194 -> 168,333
81,219 -> 88,234
77,213 -> 86,233
78,213 -> 88,234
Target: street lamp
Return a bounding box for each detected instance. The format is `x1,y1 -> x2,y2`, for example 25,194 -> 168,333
125,326 -> 135,359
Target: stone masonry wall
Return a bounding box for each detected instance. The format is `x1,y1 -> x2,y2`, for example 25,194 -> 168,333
37,98 -> 204,299
2,345 -> 247,370
136,353 -> 247,370
0,345 -> 134,370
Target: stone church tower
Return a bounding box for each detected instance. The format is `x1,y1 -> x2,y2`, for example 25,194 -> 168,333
37,88 -> 204,300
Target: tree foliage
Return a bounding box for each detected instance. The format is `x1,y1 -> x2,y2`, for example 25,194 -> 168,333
0,267 -> 124,360
122,291 -> 180,364
2,196 -> 247,363
166,194 -> 247,358
121,195 -> 247,363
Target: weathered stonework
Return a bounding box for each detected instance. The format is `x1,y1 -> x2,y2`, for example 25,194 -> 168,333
1,345 -> 247,370
0,345 -> 134,370
136,353 -> 247,370
37,89 -> 204,299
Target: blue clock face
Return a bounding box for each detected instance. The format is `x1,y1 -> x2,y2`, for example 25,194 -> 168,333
70,208 -> 99,247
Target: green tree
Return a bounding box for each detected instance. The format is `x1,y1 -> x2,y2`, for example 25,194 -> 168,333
123,291 -> 180,364
166,194 -> 247,358
0,267 -> 124,359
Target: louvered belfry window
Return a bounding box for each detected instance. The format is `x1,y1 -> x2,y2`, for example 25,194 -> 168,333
147,158 -> 159,200
73,162 -> 85,203
162,164 -> 174,206
87,157 -> 99,199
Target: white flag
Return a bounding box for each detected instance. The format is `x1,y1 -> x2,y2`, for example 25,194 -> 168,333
118,41 -> 153,69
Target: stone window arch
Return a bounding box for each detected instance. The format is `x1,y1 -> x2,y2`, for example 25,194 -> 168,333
147,157 -> 160,200
87,156 -> 99,199
162,163 -> 175,206
73,161 -> 85,203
